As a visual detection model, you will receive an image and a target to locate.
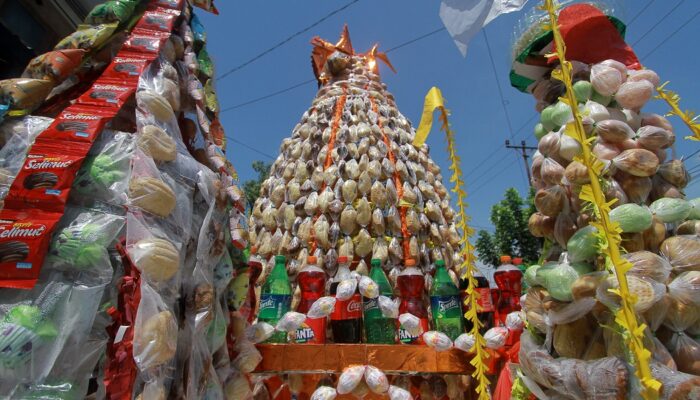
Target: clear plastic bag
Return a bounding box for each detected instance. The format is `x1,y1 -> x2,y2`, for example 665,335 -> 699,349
623,250 -> 672,283
126,212 -> 183,287
358,276 -> 378,298
364,365 -> 389,394
311,386 -> 337,400
484,327 -> 508,350
660,235 -> 700,272
388,385 -> 413,400
668,271 -> 700,305
615,80 -> 653,110
651,362 -> 700,400
245,322 -> 275,344
275,311 -> 306,333
133,283 -> 177,371
232,340 -> 262,373
71,130 -> 134,206
378,295 -> 399,318
337,365 -> 365,395
398,313 -> 423,337
307,296 -> 336,318
596,274 -> 665,313
423,331 -> 453,352
336,278 -> 357,301
454,333 -> 475,353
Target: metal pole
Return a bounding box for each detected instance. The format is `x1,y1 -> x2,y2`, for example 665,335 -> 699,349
505,140 -> 537,188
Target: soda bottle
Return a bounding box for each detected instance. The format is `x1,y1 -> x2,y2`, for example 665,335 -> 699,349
294,256 -> 327,343
429,260 -> 464,340
396,258 -> 429,344
493,255 -> 523,325
512,257 -> 527,292
363,259 -> 397,344
243,246 -> 264,323
330,256 -> 362,343
459,267 -> 494,334
258,255 -> 292,343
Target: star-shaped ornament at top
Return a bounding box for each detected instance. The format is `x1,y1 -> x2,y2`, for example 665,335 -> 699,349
310,25 -> 396,85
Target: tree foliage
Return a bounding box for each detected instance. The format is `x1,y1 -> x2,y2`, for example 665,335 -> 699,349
243,160 -> 272,210
475,187 -> 541,266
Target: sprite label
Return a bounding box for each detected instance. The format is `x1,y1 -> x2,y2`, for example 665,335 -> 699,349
258,294 -> 291,320
431,295 -> 461,318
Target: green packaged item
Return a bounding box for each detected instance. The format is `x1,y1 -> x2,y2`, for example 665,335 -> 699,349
534,123 -> 547,140
649,197 -> 692,223
197,47 -> 214,78
85,0 -> 139,25
689,198 -> 700,220
204,79 -> 219,114
54,23 -> 118,51
523,264 -> 541,287
573,80 -> 592,103
609,203 -> 652,233
567,225 -> 598,262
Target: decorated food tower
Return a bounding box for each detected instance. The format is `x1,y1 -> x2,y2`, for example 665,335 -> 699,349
509,1 -> 700,399
232,27 -> 501,399
0,0 -> 249,398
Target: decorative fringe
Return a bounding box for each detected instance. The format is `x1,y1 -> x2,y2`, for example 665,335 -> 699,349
655,81 -> 700,141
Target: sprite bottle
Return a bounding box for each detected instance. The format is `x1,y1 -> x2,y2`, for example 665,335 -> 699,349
363,259 -> 397,344
430,259 -> 464,340
258,255 -> 291,343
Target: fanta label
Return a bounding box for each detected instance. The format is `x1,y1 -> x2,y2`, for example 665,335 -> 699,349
398,318 -> 429,344
294,317 -> 326,344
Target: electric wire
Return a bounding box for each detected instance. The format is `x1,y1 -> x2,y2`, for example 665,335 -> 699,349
628,0 -> 656,26
640,8 -> 700,60
217,0 -> 361,80
631,0 -> 685,47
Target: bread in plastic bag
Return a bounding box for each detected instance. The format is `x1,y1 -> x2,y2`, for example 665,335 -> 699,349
454,333 -> 476,353
133,284 -> 177,370
590,64 -> 623,96
623,250 -> 672,283
224,372 -> 253,400
506,311 -> 525,331
596,274 -> 665,312
337,365 -> 366,395
398,313 -> 423,337
307,296 -> 336,318
232,340 -> 263,373
660,235 -> 700,272
650,362 -> 700,400
364,365 -> 389,394
336,278 -> 357,301
423,331 -> 453,352
378,295 -> 399,318
668,271 -> 700,305
615,80 -> 653,110
358,275 -> 378,298
310,386 -> 337,400
484,327 -> 508,350
245,322 -> 275,344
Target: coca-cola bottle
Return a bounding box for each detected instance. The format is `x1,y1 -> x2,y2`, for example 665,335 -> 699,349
396,258 -> 429,344
330,256 -> 362,343
294,256 -> 327,343
493,255 -> 523,326
459,267 -> 494,334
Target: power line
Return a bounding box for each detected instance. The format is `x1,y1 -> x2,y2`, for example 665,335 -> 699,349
684,148 -> 700,160
220,26 -> 449,113
221,79 -> 316,113
385,27 -> 446,53
217,0 -> 361,80
640,8 -> 700,60
469,155 -> 520,196
628,0 -> 656,26
631,0 -> 685,47
482,30 -> 515,139
468,152 -> 513,188
227,136 -> 277,160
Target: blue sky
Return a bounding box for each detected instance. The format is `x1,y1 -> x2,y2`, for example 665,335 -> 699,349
199,0 -> 700,232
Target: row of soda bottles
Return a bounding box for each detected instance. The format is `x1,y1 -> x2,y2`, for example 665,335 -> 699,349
248,252 -> 523,345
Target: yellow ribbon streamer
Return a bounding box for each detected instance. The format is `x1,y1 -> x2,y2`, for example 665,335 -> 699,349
542,1 -> 660,398
415,88 -> 491,400
655,81 -> 700,141
412,87 -> 446,147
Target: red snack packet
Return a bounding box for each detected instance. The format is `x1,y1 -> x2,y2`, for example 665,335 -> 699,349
0,209 -> 63,289
122,30 -> 170,56
136,7 -> 180,33
5,139 -> 92,212
77,78 -> 136,109
153,0 -> 184,10
104,53 -> 152,83
23,49 -> 86,82
38,104 -> 115,143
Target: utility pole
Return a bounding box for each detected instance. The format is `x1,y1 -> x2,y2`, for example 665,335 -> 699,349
505,140 -> 537,188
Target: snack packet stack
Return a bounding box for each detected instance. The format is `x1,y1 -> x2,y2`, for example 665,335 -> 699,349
0,1 -> 246,398
510,3 -> 700,398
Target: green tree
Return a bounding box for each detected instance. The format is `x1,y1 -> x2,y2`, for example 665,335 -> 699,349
243,160 -> 272,210
475,187 -> 541,266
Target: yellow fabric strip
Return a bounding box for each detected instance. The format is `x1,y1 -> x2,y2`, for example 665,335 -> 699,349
412,87 -> 445,147
541,1 -> 660,398
655,81 -> 700,141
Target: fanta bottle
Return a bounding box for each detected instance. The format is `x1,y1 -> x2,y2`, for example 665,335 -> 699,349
396,258 -> 429,344
493,255 -> 523,325
294,256 -> 327,343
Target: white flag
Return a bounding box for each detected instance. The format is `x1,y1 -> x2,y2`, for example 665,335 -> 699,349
440,0 -> 528,56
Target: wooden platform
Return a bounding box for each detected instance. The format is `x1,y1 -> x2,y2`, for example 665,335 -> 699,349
253,344 -> 479,375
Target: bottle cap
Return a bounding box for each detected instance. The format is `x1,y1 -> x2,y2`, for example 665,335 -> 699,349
500,255 -> 512,264
512,257 -> 523,265
307,256 -> 317,264
250,246 -> 257,254
275,255 -> 286,263
405,258 -> 416,267
435,259 -> 446,268
337,256 -> 349,264
370,259 -> 381,268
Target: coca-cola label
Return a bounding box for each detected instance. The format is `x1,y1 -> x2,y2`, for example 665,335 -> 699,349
0,209 -> 62,289
462,288 -> 494,313
330,294 -> 362,320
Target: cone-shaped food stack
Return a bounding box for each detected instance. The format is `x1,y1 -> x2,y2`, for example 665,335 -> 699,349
249,27 -> 462,280
511,3 -> 700,399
